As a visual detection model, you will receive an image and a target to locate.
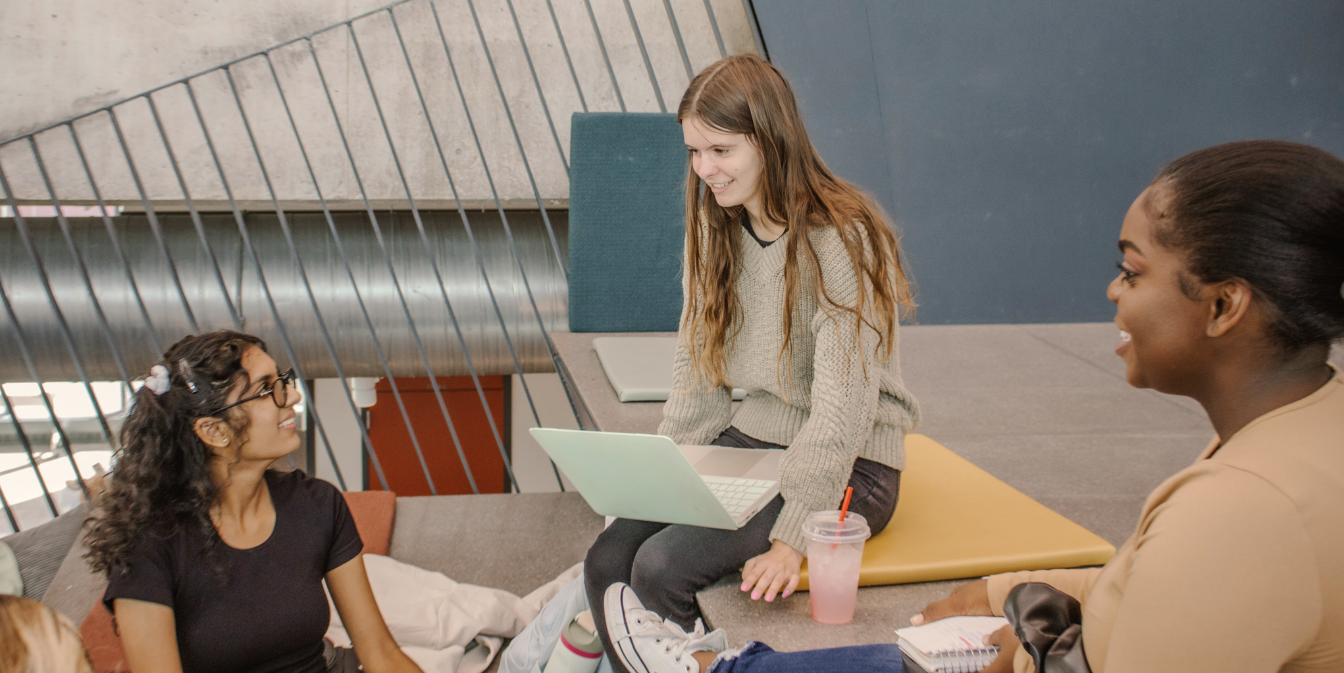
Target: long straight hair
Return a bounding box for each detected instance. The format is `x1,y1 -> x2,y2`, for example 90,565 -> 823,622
678,54 -> 915,388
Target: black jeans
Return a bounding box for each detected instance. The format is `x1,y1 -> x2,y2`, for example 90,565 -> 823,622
585,427 -> 901,672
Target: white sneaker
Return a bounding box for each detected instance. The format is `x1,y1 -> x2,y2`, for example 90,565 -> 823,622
604,583 -> 728,673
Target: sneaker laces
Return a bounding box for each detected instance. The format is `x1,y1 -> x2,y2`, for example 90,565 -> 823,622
618,610 -> 713,668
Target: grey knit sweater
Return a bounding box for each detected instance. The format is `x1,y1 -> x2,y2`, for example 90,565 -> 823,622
659,223 -> 920,552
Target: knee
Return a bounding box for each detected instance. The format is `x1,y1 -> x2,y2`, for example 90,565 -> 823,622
584,535 -> 630,588
854,468 -> 901,535
628,542 -> 685,599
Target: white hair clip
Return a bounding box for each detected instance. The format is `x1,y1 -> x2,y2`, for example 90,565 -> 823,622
175,358 -> 198,393
144,365 -> 171,396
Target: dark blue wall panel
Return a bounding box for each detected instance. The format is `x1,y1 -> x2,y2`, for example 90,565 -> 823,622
753,1 -> 1344,323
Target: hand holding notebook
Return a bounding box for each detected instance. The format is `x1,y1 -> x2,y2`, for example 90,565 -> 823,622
896,616 -> 1009,673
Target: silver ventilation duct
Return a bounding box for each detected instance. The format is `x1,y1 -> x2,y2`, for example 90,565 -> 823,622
0,211 -> 568,382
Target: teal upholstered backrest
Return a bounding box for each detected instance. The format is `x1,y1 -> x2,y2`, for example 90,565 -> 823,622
567,113 -> 686,332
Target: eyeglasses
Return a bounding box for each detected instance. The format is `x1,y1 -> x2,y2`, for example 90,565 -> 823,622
211,368 -> 296,416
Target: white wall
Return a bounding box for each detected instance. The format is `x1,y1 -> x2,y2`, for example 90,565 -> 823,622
311,378 -> 367,491
0,0 -> 757,207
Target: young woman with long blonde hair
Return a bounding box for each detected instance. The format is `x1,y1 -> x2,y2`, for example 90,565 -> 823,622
584,54 -> 921,670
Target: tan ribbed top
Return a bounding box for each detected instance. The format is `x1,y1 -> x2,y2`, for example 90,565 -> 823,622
658,223 -> 920,552
987,367 -> 1344,673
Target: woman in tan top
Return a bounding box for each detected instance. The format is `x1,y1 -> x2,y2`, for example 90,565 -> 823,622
597,140 -> 1344,673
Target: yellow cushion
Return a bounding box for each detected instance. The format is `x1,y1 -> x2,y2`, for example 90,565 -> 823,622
797,434 -> 1115,589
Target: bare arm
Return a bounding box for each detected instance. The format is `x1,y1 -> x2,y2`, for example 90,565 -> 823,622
114,598 -> 184,673
326,554 -> 423,673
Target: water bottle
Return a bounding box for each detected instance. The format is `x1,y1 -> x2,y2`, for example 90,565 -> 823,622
543,610 -> 603,673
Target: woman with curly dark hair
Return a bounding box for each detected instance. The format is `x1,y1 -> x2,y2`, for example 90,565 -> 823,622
85,330 -> 420,673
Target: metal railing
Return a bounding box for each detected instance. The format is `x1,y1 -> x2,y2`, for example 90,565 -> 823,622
0,0 -> 753,533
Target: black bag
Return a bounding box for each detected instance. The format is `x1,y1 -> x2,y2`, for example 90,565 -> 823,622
1003,583 -> 1092,673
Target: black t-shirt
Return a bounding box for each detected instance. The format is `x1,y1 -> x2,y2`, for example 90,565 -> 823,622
742,218 -> 784,248
104,470 -> 363,673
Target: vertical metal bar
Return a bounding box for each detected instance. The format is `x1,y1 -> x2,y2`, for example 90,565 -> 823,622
0,168 -> 113,499
145,93 -> 245,331
348,19 -> 525,491
461,0 -> 570,280
0,383 -> 59,518
551,354 -> 598,431
222,64 -> 391,491
67,125 -> 164,356
182,79 -> 347,491
583,0 -> 626,112
261,51 -> 442,495
661,0 -> 695,79
303,36 -> 483,494
0,477 -> 17,533
620,0 -> 667,112
424,0 -> 572,486
542,0 -> 587,113
703,0 -> 727,58
106,109 -> 200,333
26,138 -> 133,387
741,0 -> 768,60
304,384 -> 316,474
502,0 -> 570,173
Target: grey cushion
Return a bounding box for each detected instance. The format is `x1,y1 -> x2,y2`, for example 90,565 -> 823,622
4,502 -> 89,601
41,524 -> 108,623
0,541 -> 21,595
388,492 -> 602,597
567,112 -> 686,332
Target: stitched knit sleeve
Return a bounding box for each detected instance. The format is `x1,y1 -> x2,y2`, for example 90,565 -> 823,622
769,234 -> 886,552
658,240 -> 732,444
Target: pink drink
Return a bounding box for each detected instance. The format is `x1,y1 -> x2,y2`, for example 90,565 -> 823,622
806,541 -> 865,623
801,511 -> 870,625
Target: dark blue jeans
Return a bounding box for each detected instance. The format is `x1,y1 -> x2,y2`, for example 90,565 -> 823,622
710,641 -> 905,673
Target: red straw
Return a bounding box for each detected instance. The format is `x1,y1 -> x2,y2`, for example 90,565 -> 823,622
831,486 -> 856,550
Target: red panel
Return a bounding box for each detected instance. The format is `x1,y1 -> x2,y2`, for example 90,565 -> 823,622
365,376 -> 507,495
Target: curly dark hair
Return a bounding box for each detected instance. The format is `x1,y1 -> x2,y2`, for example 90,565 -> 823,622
85,330 -> 267,575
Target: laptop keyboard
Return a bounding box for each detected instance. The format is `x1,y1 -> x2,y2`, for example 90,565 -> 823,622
702,476 -> 775,517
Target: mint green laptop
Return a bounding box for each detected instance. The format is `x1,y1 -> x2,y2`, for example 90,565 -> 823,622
528,428 -> 781,529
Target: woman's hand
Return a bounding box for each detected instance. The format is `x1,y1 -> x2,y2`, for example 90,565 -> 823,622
913,581 -> 1019,672
910,578 -> 995,625
740,540 -> 804,602
980,624 -> 1021,673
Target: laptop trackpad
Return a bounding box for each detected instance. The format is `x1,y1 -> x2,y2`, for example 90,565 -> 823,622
694,449 -> 766,477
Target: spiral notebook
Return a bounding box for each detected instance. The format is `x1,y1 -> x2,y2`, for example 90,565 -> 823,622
896,616 -> 1009,673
